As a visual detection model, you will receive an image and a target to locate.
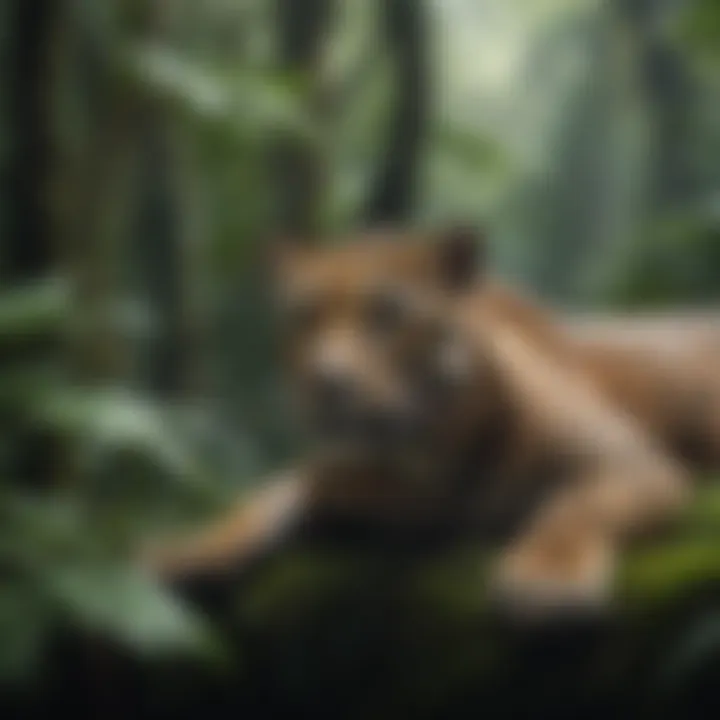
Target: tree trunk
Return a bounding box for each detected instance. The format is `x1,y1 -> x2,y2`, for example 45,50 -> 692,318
273,0 -> 333,239
364,0 -> 430,225
1,0 -> 65,490
131,118 -> 199,399
2,0 -> 59,280
613,0 -> 695,209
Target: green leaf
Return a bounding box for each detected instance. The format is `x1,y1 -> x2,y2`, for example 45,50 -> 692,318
36,388 -> 200,482
0,276 -> 70,341
124,43 -> 317,145
48,562 -> 226,661
0,362 -> 63,413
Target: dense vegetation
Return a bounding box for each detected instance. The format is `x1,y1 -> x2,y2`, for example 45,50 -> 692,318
1,0 -> 720,717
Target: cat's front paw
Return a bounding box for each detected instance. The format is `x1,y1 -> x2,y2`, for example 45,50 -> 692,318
489,530 -> 614,621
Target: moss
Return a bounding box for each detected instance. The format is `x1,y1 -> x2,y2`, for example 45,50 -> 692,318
218,483 -> 720,717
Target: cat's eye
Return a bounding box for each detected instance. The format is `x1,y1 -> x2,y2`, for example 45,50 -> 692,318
365,290 -> 408,334
284,297 -> 321,334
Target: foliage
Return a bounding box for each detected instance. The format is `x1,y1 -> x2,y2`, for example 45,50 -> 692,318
0,278 -> 234,683
603,200 -> 720,308
677,0 -> 720,63
2,0 -> 720,714
153,482 -> 720,717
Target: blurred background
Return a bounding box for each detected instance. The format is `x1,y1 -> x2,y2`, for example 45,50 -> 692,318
2,0 -> 720,717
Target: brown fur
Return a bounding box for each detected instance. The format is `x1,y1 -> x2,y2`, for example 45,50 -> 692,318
143,231 -> 720,617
